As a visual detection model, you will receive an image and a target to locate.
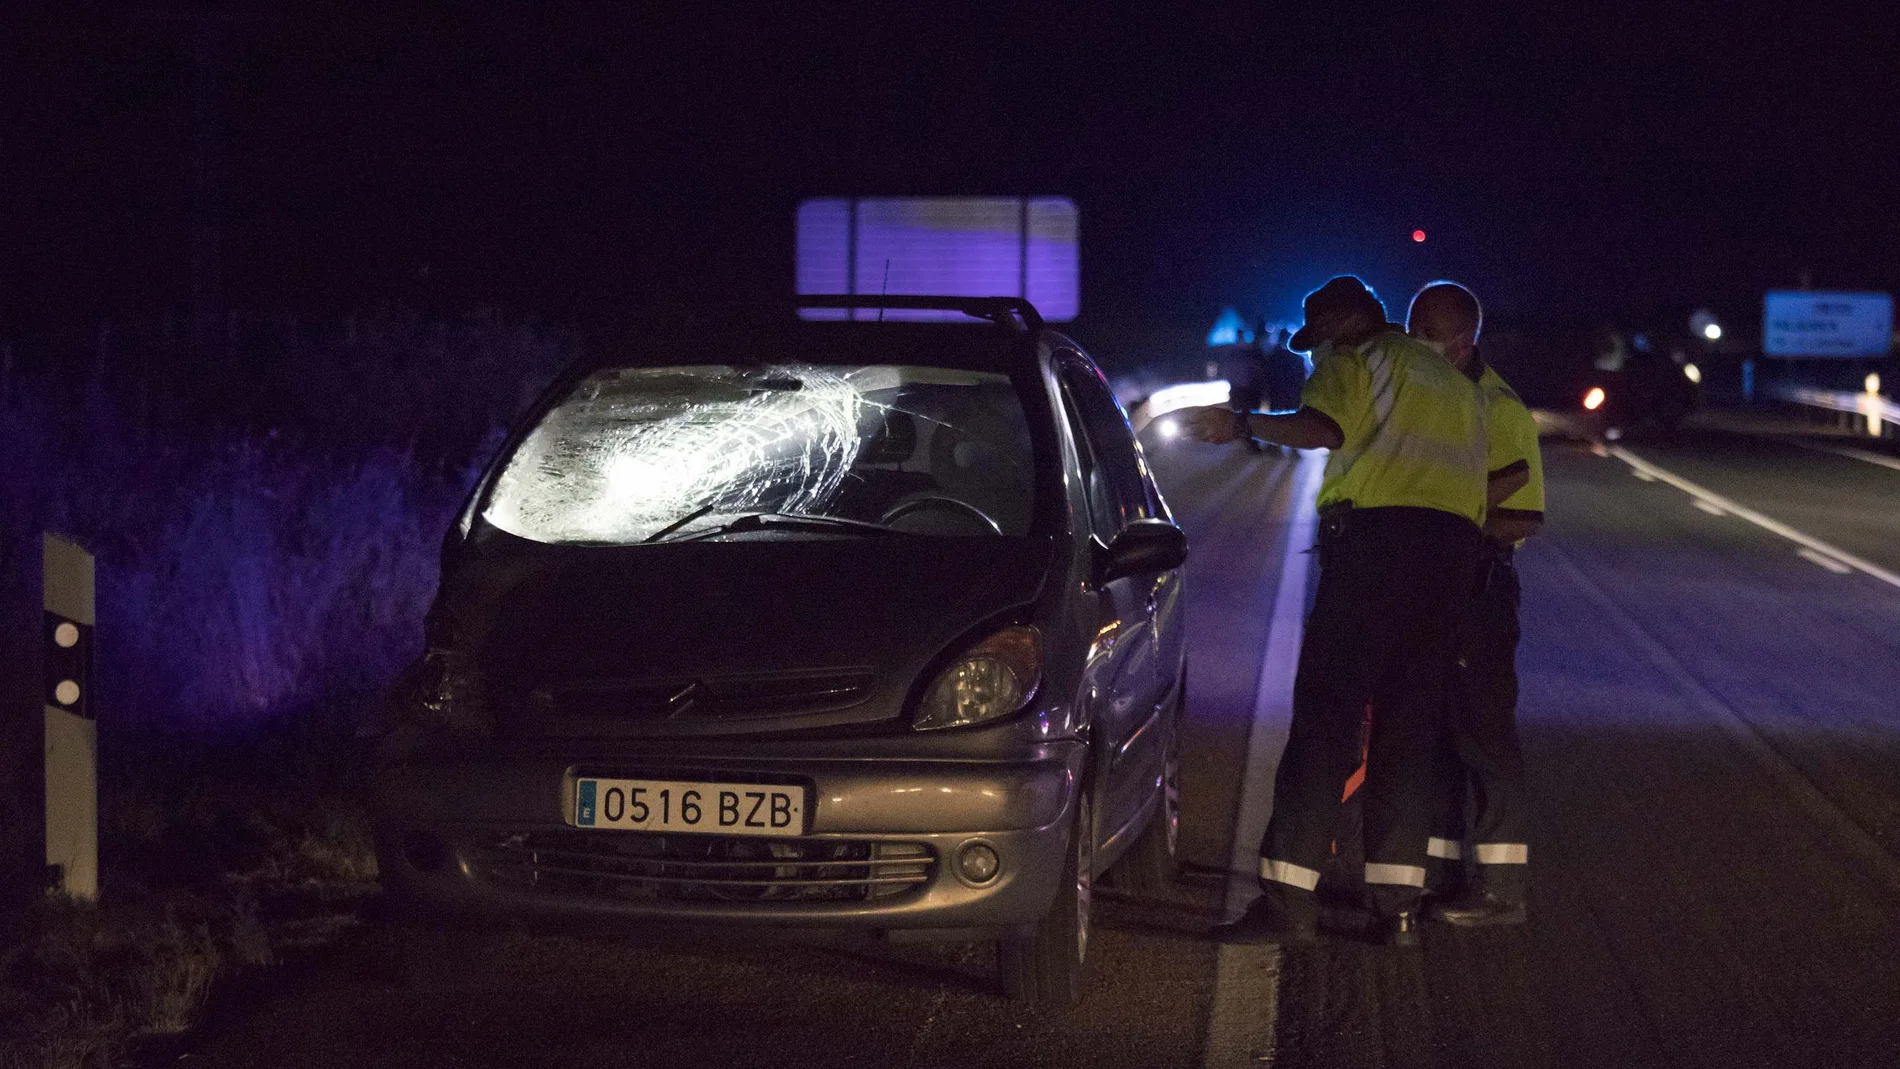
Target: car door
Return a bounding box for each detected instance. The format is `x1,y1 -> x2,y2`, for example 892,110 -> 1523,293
1054,354 -> 1170,848
1140,452 -> 1188,718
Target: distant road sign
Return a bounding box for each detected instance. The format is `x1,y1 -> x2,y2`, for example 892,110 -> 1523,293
1763,291 -> 1893,357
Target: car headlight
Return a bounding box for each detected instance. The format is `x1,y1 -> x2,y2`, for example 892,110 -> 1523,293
913,626 -> 1043,731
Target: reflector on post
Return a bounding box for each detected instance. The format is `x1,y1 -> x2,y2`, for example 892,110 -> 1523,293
42,533 -> 96,900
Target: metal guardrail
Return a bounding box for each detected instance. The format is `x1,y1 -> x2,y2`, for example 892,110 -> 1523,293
1771,383 -> 1899,438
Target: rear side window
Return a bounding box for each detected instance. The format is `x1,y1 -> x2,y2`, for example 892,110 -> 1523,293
483,364 -> 1037,544
1058,359 -> 1151,536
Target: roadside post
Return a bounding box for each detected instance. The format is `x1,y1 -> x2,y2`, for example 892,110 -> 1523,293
42,533 -> 97,900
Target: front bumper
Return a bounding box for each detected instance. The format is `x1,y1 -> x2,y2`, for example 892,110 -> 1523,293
373,741 -> 1086,936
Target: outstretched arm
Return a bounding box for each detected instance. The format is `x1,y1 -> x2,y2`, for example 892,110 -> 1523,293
1178,405 -> 1345,450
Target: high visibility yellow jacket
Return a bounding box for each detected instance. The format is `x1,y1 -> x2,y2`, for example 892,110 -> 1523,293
1473,360 -> 1545,523
1301,329 -> 1488,525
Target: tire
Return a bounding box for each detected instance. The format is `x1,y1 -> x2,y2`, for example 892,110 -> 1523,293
997,790 -> 1092,1008
1107,714 -> 1180,900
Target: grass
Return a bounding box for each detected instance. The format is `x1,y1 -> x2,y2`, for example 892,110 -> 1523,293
0,310 -> 571,1067
0,722 -> 392,1066
1,311 -> 570,734
2,888 -> 255,1067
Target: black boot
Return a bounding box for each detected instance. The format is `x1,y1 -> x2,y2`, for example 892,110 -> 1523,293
1427,888 -> 1527,927
1211,893 -> 1320,945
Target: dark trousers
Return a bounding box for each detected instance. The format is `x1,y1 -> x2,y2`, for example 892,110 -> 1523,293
1431,553 -> 1530,901
1259,507 -> 1482,918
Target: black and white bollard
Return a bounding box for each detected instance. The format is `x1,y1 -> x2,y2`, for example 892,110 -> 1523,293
42,533 -> 96,900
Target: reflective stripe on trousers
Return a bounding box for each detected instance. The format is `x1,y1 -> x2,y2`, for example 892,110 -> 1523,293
1364,862 -> 1426,888
1260,858 -> 1322,891
1426,839 -> 1527,864
1260,857 -> 1430,889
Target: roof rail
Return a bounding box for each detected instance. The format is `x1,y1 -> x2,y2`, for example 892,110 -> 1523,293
794,294 -> 1044,333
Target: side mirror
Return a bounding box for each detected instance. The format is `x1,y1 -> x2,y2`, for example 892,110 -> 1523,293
1095,519 -> 1188,585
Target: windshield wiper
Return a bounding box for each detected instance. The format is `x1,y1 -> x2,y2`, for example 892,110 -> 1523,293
640,503 -> 717,544
651,511 -> 899,544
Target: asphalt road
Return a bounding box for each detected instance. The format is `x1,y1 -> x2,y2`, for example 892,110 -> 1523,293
180,423 -> 1900,1069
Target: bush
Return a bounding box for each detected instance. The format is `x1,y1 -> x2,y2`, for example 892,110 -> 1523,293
0,310 -> 572,736
1,310 -> 566,1064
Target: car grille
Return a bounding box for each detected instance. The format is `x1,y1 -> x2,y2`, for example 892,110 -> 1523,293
475,829 -> 935,904
526,669 -> 876,723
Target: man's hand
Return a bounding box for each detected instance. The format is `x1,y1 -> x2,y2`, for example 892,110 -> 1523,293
1485,514 -> 1543,543
1176,405 -> 1344,450
1178,405 -> 1245,444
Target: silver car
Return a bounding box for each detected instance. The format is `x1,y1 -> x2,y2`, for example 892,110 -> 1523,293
372,296 -> 1189,1004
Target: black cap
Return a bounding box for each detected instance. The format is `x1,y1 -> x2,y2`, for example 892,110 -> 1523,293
1288,276 -> 1386,353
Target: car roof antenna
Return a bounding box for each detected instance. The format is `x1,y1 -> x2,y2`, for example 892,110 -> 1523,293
877,259 -> 890,322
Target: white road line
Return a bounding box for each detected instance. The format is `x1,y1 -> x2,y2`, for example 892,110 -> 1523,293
1692,500 -> 1726,516
1607,446 -> 1900,593
1633,470 -> 1658,482
1225,448 -> 1325,916
1201,448 -> 1325,1069
1204,950 -> 1283,1068
1797,548 -> 1853,574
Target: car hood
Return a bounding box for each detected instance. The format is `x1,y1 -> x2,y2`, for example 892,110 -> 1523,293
440,534 -> 1056,737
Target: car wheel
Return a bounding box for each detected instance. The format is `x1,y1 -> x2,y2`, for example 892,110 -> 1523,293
1108,710 -> 1180,900
997,789 -> 1092,1008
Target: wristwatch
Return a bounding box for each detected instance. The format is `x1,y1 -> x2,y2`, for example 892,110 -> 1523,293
1231,409 -> 1251,441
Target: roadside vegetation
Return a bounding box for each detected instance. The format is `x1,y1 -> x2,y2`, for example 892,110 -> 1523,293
0,312 -> 570,1068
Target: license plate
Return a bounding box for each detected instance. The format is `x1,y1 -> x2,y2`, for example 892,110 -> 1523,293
571,777 -> 807,836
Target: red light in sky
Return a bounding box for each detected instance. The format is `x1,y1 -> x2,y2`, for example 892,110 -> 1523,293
1411,229 -> 1427,243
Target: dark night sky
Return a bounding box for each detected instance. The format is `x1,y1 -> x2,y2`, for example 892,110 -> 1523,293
6,3 -> 1898,353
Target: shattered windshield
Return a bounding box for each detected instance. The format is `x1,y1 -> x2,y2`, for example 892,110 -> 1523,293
483,364 -> 1036,545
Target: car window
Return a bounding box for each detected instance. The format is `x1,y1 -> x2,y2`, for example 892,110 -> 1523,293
483,364 -> 1035,544
1058,357 -> 1150,537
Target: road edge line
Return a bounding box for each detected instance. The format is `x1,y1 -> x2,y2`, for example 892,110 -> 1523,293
1796,547 -> 1853,574
1607,446 -> 1900,592
1201,448 -> 1325,1068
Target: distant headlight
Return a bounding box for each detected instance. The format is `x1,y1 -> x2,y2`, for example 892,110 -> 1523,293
1683,363 -> 1702,384
1583,386 -> 1606,411
913,626 -> 1043,731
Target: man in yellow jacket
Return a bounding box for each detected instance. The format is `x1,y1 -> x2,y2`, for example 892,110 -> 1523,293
1407,281 -> 1543,926
1181,276 -> 1488,945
